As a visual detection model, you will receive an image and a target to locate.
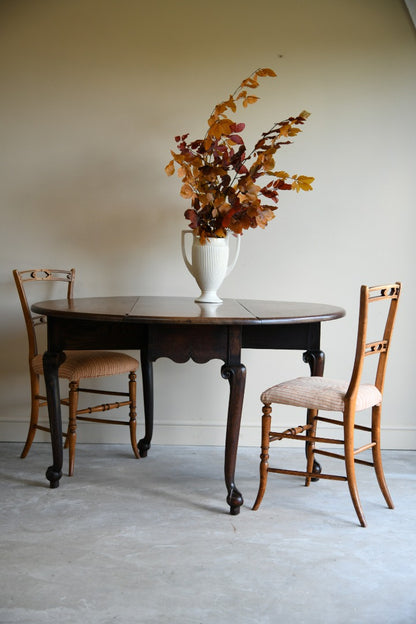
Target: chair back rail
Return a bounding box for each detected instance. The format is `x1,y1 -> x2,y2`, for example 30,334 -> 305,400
13,268 -> 75,358
345,282 -> 401,404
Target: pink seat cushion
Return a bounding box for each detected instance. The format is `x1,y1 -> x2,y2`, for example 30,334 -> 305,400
261,377 -> 382,412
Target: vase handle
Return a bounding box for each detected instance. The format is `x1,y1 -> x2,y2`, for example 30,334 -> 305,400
181,230 -> 195,277
226,234 -> 241,277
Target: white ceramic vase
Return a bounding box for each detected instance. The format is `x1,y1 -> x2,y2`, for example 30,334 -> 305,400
181,230 -> 240,303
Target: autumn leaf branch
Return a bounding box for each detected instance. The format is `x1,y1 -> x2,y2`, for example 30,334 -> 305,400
166,68 -> 314,243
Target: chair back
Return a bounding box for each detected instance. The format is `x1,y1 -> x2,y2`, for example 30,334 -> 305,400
13,268 -> 75,360
345,282 -> 401,405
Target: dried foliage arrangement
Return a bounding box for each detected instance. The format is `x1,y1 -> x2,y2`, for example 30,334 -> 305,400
165,68 -> 314,243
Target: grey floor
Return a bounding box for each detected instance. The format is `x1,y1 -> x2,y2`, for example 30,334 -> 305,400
1,443 -> 415,624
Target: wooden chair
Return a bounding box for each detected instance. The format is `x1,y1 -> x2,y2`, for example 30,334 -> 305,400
252,282 -> 401,527
13,268 -> 140,476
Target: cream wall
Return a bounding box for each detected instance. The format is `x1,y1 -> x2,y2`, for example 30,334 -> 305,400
1,0 -> 415,449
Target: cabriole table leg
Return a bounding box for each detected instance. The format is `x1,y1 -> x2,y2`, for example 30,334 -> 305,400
221,362 -> 246,515
43,351 -> 65,488
138,349 -> 153,457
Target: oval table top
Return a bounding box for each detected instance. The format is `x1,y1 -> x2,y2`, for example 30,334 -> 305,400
32,295 -> 346,326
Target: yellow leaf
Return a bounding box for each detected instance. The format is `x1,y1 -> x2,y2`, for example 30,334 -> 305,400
278,124 -> 290,137
165,160 -> 175,176
292,175 -> 315,192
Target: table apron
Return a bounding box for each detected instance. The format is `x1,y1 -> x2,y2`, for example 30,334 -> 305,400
242,322 -> 321,351
46,317 -> 321,361
147,324 -> 242,364
46,317 -> 146,351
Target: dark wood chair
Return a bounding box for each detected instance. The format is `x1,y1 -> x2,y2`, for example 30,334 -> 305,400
252,282 -> 401,527
13,268 -> 140,476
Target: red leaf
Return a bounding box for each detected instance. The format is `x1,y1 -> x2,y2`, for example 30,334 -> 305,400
275,180 -> 293,190
230,122 -> 245,133
221,206 -> 239,229
228,134 -> 244,145
184,209 -> 199,229
261,188 -> 278,202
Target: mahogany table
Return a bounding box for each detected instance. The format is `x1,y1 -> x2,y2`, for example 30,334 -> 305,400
31,296 -> 345,514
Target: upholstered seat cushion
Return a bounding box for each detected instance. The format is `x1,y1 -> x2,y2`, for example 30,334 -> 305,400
261,377 -> 382,412
32,350 -> 139,382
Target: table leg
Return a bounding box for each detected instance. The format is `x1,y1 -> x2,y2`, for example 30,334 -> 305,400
138,349 -> 153,457
43,351 -> 65,488
303,349 -> 325,480
221,363 -> 246,515
303,349 -> 325,377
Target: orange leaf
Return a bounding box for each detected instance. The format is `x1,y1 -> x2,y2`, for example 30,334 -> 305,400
256,208 -> 275,228
204,136 -> 213,151
240,76 -> 259,89
177,165 -> 187,179
223,95 -> 237,113
180,183 -> 194,199
165,160 -> 175,176
243,95 -> 259,108
208,118 -> 234,139
256,68 -> 277,77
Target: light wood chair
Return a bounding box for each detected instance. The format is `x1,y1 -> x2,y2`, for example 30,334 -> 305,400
252,282 -> 401,527
13,268 -> 140,476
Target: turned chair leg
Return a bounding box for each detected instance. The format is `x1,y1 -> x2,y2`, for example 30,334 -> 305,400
253,404 -> 272,511
128,371 -> 140,459
21,374 -> 40,458
67,381 -> 79,477
305,408 -> 318,487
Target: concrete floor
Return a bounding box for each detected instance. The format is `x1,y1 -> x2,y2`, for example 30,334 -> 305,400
1,443 -> 415,624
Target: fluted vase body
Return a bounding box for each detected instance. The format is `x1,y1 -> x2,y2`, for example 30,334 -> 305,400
181,231 -> 240,303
